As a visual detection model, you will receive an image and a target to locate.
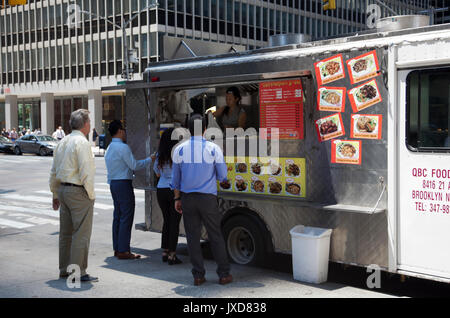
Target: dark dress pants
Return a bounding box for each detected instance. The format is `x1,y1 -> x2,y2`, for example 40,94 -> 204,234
110,180 -> 135,253
156,187 -> 182,252
181,192 -> 230,279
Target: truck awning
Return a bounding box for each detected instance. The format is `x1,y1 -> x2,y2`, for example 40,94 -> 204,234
101,70 -> 311,91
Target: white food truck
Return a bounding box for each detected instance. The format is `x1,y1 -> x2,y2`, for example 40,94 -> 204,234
106,21 -> 450,283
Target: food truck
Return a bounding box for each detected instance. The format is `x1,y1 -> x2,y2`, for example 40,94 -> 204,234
111,22 -> 450,283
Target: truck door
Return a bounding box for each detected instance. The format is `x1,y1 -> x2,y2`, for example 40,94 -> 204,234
398,68 -> 450,280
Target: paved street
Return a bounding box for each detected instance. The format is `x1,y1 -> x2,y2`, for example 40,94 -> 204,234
0,152 -> 448,299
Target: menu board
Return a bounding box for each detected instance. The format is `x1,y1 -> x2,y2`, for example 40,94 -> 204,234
313,50 -> 384,166
218,156 -> 306,198
259,79 -> 304,140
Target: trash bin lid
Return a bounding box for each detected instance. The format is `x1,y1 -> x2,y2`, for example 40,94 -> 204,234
290,225 -> 332,239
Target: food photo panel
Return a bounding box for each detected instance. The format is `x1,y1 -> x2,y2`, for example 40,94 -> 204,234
350,114 -> 382,139
249,157 -> 265,176
315,112 -> 345,142
234,175 -> 250,193
285,178 -> 302,197
346,50 -> 380,85
250,176 -> 267,194
317,87 -> 346,112
314,54 -> 345,86
348,79 -> 382,113
268,177 -> 284,195
331,139 -> 362,165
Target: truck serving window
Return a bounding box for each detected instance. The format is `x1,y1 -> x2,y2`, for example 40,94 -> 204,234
407,68 -> 450,151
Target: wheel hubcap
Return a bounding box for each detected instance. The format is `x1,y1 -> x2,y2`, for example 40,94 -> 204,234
227,227 -> 255,264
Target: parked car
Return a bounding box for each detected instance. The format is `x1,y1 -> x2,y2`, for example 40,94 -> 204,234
0,136 -> 14,153
14,134 -> 58,156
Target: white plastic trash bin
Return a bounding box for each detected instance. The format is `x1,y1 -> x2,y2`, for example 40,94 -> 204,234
289,225 -> 332,284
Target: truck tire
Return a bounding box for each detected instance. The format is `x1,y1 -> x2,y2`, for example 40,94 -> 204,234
222,214 -> 271,266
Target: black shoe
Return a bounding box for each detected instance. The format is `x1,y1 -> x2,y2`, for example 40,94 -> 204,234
168,255 -> 182,265
80,274 -> 99,283
59,272 -> 69,279
162,255 -> 168,262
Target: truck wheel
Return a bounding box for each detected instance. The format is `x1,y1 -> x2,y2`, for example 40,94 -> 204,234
222,215 -> 271,266
14,146 -> 22,155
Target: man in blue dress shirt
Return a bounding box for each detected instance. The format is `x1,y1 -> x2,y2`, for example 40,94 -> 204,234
105,120 -> 152,260
171,114 -> 232,286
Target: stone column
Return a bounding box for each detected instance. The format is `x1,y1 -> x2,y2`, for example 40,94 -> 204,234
40,93 -> 54,136
88,89 -> 102,144
5,95 -> 18,130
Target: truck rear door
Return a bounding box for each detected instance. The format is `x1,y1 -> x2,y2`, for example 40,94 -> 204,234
398,67 -> 450,280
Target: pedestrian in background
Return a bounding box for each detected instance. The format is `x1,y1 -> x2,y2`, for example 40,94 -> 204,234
92,128 -> 98,144
104,120 -> 153,260
154,128 -> 182,265
9,128 -> 18,142
54,126 -> 66,140
49,109 -> 98,283
171,114 -> 232,286
21,127 -> 27,137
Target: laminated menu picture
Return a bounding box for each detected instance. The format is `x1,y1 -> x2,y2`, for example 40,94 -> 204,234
251,176 -> 266,194
235,162 -> 248,174
234,175 -> 249,193
249,157 -> 264,176
351,114 -> 382,139
346,50 -> 380,85
315,113 -> 345,142
218,179 -> 233,191
285,159 -> 301,178
331,139 -> 362,165
314,54 -> 345,86
268,177 -> 283,195
317,87 -> 346,112
285,178 -> 302,197
267,159 -> 283,177
348,79 -> 382,113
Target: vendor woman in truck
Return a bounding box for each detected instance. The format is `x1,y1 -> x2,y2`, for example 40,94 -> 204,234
211,86 -> 247,129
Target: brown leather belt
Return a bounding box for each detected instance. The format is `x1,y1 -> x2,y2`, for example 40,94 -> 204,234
61,182 -> 83,188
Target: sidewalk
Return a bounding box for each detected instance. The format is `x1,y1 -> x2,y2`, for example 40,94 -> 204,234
0,227 -> 397,298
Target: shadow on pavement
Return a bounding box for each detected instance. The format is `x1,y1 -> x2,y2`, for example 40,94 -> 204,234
0,189 -> 16,194
100,243 -> 268,297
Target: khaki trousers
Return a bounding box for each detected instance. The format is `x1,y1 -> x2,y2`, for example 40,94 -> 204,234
58,185 -> 94,276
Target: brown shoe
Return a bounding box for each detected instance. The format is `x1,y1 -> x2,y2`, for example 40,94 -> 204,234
117,252 -> 141,260
219,274 -> 233,285
194,277 -> 206,286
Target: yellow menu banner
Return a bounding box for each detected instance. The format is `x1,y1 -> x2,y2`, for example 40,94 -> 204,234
218,157 -> 306,198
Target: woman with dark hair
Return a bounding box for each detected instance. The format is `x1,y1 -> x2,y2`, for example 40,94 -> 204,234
153,128 -> 183,265
212,86 -> 247,129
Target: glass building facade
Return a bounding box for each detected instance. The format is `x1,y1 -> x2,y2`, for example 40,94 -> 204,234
0,0 -> 434,132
